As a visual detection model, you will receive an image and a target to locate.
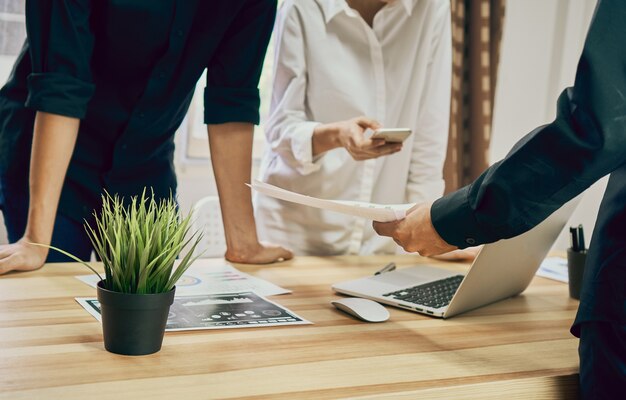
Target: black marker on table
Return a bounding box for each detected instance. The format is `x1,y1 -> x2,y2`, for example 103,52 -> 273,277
577,224 -> 586,252
567,224 -> 587,300
569,226 -> 579,252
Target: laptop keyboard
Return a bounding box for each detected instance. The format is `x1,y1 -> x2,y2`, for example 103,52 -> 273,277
382,275 -> 465,309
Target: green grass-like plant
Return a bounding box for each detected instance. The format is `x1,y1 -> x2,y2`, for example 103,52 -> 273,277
38,189 -> 203,294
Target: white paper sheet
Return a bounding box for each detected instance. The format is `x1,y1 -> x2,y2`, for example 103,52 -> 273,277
76,261 -> 291,297
249,180 -> 409,222
536,257 -> 568,283
76,291 -> 311,331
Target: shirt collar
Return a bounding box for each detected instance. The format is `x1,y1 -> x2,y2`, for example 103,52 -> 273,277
318,0 -> 414,24
398,0 -> 414,16
318,0 -> 351,24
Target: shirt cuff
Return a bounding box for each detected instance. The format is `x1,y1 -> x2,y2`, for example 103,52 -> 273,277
289,121 -> 323,175
26,73 -> 95,119
430,185 -> 497,248
204,86 -> 260,125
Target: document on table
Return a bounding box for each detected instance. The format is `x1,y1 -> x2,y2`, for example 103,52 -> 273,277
536,257 -> 568,283
76,261 -> 290,297
76,291 -> 311,331
249,180 -> 410,222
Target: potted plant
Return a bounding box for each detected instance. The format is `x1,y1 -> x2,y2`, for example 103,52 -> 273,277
41,190 -> 202,355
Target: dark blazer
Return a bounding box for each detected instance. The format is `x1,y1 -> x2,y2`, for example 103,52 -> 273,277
430,0 -> 626,333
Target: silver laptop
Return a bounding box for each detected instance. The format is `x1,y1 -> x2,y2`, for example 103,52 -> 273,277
333,199 -> 580,318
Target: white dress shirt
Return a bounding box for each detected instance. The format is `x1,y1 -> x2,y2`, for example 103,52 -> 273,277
254,0 -> 451,255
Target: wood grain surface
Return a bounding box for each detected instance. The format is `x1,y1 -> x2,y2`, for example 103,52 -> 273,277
0,255 -> 580,399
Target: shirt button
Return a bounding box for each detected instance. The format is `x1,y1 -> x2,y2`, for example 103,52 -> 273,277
465,237 -> 476,245
177,30 -> 183,37
121,144 -> 128,150
139,112 -> 145,118
159,72 -> 166,79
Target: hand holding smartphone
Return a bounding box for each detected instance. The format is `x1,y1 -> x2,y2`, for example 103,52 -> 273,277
369,128 -> 412,143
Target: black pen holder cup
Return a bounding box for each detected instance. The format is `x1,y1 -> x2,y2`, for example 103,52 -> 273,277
567,248 -> 587,300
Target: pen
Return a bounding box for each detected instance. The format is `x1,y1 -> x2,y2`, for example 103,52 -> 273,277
374,262 -> 396,275
569,227 -> 579,252
577,224 -> 586,252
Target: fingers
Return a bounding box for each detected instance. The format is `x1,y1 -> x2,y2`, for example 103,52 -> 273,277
345,118 -> 404,160
0,244 -> 19,274
0,254 -> 19,275
354,116 -> 381,131
430,249 -> 470,262
375,143 -> 403,155
275,247 -> 294,263
372,220 -> 399,238
351,145 -> 402,161
371,139 -> 386,147
348,133 -> 402,160
408,202 -> 421,213
0,247 -> 11,260
0,253 -> 44,274
262,245 -> 293,263
0,242 -> 47,275
260,242 -> 294,263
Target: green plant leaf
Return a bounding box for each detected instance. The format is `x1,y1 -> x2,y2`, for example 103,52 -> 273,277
42,188 -> 204,294
29,242 -> 104,282
166,235 -> 205,291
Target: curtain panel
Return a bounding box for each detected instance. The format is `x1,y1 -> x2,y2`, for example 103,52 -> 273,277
444,0 -> 506,193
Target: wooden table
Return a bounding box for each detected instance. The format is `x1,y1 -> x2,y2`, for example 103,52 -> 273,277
0,255 -> 580,399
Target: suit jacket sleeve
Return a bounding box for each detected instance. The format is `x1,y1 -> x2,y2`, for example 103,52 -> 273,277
430,0 -> 626,248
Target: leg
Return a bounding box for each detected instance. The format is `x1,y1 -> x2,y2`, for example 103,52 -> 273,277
578,321 -> 626,399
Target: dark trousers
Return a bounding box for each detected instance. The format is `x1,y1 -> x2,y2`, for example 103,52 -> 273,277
0,179 -> 93,262
578,321 -> 626,399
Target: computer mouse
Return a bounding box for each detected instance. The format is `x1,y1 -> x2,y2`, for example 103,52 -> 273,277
331,297 -> 390,323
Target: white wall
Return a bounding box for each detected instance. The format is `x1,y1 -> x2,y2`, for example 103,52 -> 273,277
490,0 -> 601,250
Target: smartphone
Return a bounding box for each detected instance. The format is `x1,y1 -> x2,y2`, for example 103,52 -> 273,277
369,128 -> 412,143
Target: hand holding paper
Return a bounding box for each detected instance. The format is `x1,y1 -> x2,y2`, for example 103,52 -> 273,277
373,202 -> 457,256
249,180 -> 410,222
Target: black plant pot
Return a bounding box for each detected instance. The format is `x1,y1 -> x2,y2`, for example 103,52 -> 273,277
96,281 -> 175,356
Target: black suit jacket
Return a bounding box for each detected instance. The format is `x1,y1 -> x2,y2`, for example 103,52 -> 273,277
431,0 -> 626,332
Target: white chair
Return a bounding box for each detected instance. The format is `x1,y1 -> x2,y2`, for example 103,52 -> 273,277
191,196 -> 227,258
